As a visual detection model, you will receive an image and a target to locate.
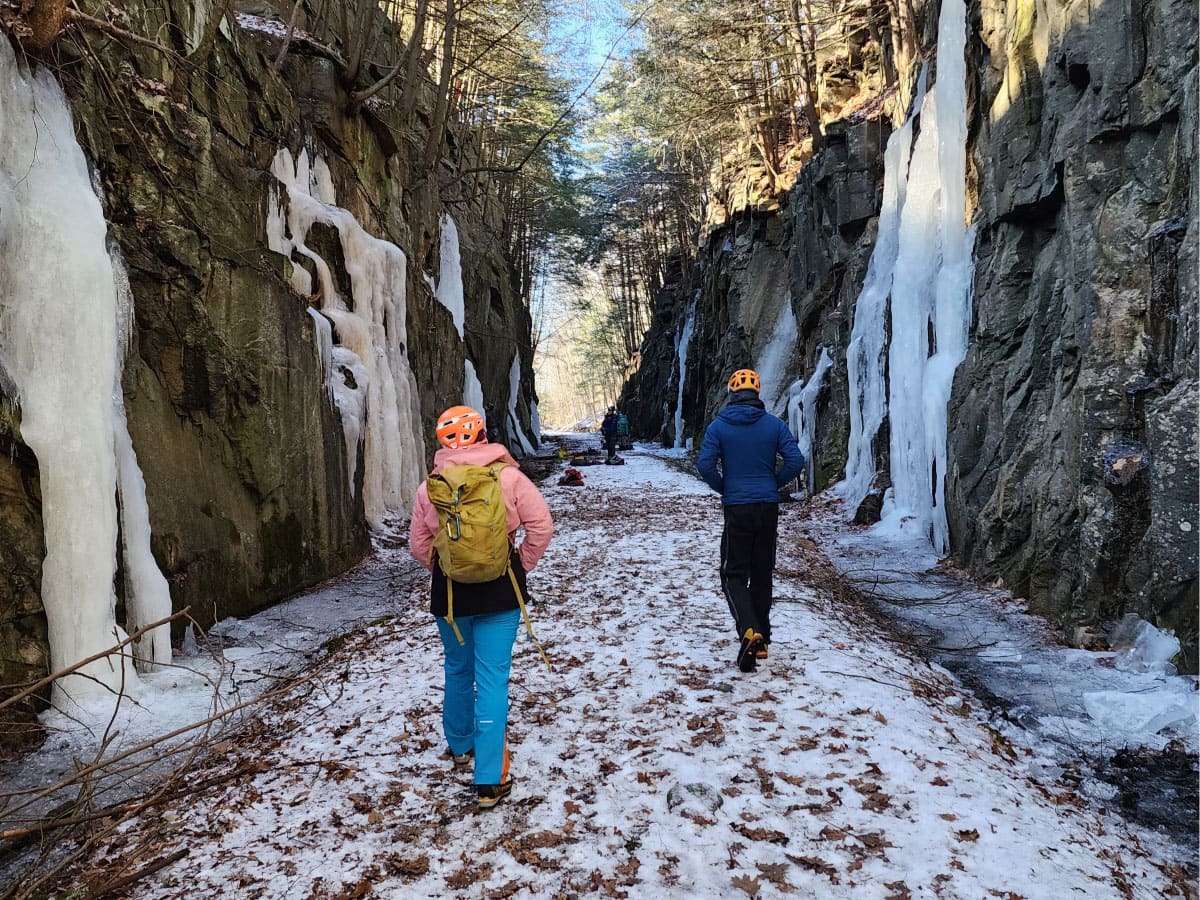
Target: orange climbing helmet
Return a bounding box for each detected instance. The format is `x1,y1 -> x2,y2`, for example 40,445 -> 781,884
728,369 -> 761,393
436,405 -> 487,449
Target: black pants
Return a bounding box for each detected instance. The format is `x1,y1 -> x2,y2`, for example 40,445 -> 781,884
720,502 -> 779,643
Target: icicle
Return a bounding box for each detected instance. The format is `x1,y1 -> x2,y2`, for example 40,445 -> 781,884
111,248 -> 172,671
673,293 -> 699,449
307,307 -> 335,403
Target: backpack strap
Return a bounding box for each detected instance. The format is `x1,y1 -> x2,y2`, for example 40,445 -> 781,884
445,578 -> 465,645
508,567 -> 552,672
443,563 -> 551,672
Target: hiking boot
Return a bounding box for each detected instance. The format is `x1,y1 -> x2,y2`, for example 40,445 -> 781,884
477,781 -> 513,809
737,628 -> 764,672
451,748 -> 474,768
756,642 -> 770,660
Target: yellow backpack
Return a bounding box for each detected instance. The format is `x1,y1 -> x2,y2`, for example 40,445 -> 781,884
426,463 -> 551,669
428,464 -> 512,584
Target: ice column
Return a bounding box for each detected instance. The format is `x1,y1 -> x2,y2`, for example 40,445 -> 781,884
794,349 -> 833,494
756,296 -> 798,415
0,43 -> 169,702
432,215 -> 466,339
841,68 -> 926,513
111,250 -> 173,670
269,148 -> 424,526
464,359 -> 486,414
507,355 -> 536,454
924,0 -> 975,555
673,293 -> 699,449
884,0 -> 974,554
530,401 -> 542,445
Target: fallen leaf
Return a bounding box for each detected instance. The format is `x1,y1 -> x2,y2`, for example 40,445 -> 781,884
731,874 -> 761,897
732,823 -> 789,845
788,855 -> 839,883
956,829 -> 980,842
756,862 -> 793,891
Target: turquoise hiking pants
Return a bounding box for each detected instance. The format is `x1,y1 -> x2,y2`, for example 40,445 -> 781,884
436,608 -> 520,785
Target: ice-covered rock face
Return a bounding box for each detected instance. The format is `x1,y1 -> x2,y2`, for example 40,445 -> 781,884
946,0 -> 1198,646
268,147 -> 424,526
0,42 -> 171,703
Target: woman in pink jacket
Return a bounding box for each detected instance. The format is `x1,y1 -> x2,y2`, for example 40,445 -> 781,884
409,405 -> 553,809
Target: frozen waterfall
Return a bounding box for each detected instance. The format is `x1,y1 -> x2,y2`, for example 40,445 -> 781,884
884,0 -> 975,554
431,215 -> 466,339
841,67 -> 927,513
673,293 -> 699,449
268,148 -> 424,527
0,43 -> 172,703
464,359 -> 486,414
791,349 -> 833,494
757,296 -> 798,415
839,0 -> 973,556
507,355 -> 537,454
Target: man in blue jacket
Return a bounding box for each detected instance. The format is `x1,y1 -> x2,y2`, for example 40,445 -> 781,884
697,368 -> 805,672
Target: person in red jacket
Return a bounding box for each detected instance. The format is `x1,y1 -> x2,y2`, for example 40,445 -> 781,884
410,406 -> 554,808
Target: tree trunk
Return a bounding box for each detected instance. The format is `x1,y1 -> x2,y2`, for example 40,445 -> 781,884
423,0 -> 459,168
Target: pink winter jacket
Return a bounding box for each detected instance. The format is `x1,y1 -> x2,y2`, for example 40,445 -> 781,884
409,441 -> 554,574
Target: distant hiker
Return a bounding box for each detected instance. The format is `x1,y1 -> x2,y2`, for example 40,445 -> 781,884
697,369 -> 804,672
617,410 -> 631,450
409,405 -> 554,809
601,406 -> 620,461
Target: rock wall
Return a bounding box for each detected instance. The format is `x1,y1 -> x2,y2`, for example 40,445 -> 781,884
0,0 -> 538,693
948,0 -> 1198,663
624,0 -> 1197,665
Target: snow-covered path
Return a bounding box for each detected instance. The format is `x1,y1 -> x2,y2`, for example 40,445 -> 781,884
82,450 -> 1178,898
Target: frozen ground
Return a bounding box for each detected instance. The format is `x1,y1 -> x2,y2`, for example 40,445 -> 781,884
795,492 -> 1198,848
28,447 -> 1190,898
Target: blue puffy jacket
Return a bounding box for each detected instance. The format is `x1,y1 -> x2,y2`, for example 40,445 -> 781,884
697,394 -> 805,505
